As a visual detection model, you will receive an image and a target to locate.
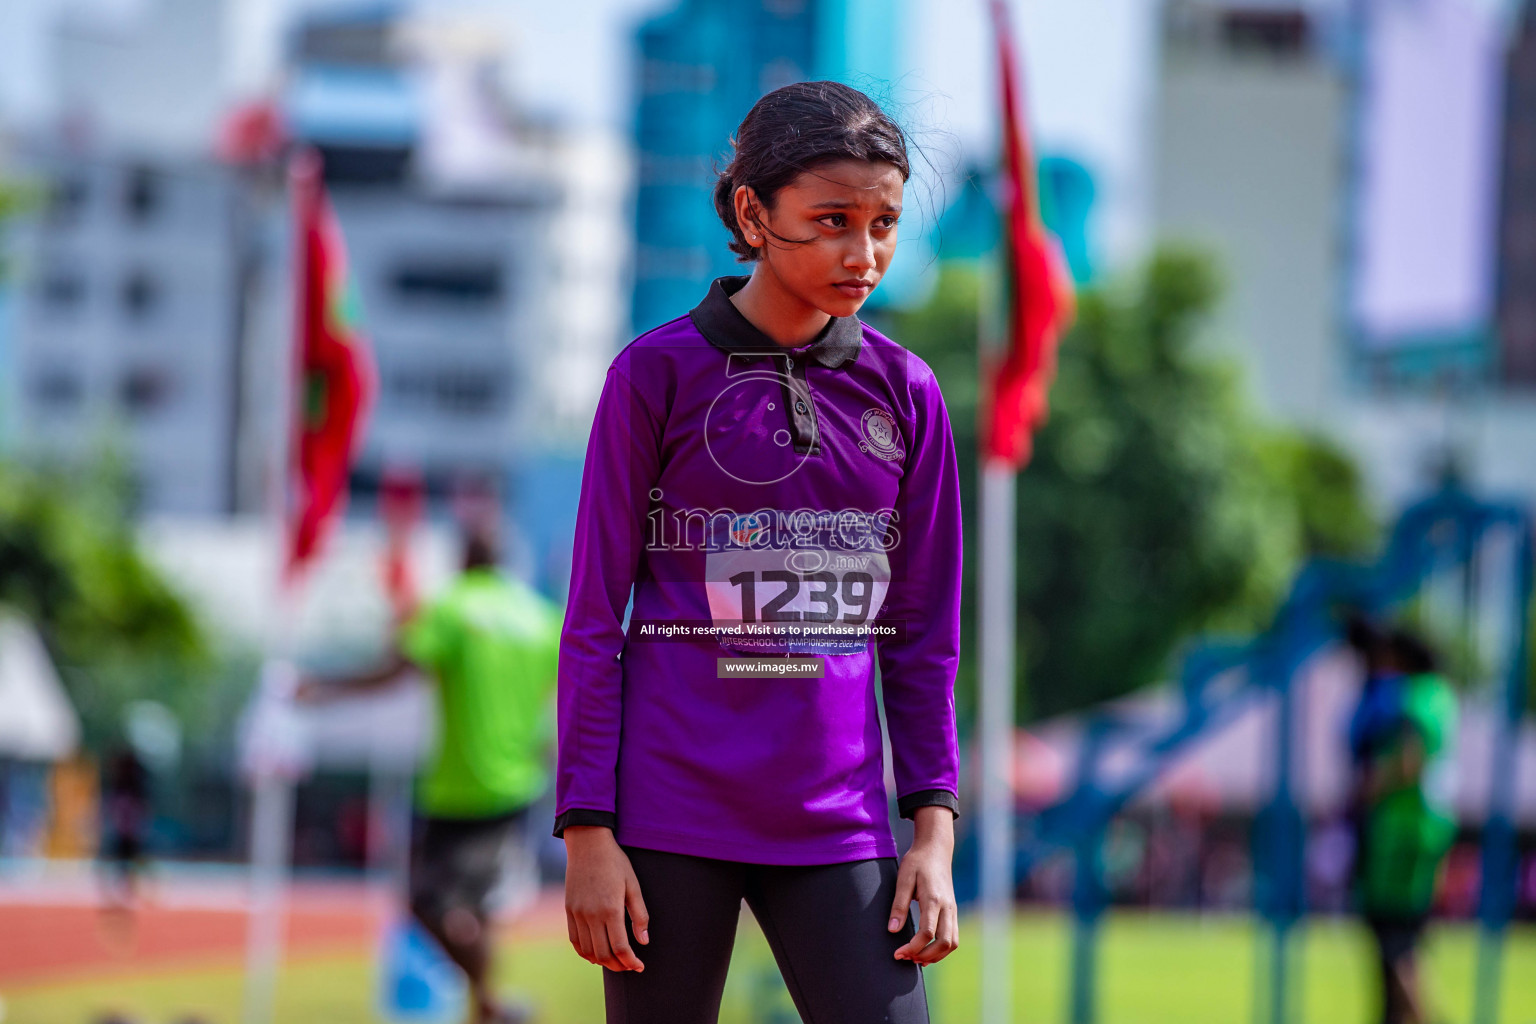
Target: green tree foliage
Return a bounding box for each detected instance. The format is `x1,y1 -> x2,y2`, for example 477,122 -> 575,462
0,459 -> 209,747
889,245 -> 1377,722
0,179 -> 35,220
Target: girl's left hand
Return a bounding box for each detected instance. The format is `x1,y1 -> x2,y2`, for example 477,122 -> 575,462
888,805 -> 959,964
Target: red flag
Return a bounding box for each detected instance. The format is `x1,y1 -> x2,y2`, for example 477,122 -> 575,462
284,149 -> 376,583
982,0 -> 1075,470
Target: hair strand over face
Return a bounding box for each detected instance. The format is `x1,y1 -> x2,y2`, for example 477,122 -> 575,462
713,81 -> 912,262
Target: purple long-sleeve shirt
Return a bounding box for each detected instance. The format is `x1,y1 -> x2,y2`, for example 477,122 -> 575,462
553,276 -> 962,865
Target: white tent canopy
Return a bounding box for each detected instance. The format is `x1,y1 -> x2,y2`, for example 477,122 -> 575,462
0,613 -> 80,761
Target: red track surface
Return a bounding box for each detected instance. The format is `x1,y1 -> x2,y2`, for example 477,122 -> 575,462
0,895 -> 379,985
0,881 -> 566,987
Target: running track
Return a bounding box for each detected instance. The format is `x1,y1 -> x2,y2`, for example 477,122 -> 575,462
0,868 -> 565,986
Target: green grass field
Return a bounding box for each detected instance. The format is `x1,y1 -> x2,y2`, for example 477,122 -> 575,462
7,910 -> 1535,1024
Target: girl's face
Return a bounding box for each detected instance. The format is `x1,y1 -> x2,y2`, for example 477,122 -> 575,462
737,158 -> 904,318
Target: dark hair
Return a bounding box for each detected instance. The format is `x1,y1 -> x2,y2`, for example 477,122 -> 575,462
1387,628 -> 1439,676
712,81 -> 912,262
462,522 -> 500,571
1343,611 -> 1387,659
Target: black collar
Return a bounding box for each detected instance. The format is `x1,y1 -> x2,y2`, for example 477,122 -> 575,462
689,275 -> 862,369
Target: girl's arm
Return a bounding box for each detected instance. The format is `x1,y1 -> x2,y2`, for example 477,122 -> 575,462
554,362 -> 661,831
555,361 -> 662,971
878,356 -> 964,964
563,825 -> 649,973
889,806 -> 960,963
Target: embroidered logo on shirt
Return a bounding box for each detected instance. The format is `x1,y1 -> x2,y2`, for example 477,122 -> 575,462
859,408 -> 903,461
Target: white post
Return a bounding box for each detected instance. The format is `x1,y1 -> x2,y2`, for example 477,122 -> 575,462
242,151 -> 309,1024
239,653 -> 309,1024
242,767 -> 294,1024
979,457 -> 1017,1024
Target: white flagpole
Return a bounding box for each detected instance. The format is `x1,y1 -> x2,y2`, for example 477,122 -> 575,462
240,150 -> 314,1024
242,739 -> 296,1024
978,243 -> 1017,1023
979,458 -> 1017,1024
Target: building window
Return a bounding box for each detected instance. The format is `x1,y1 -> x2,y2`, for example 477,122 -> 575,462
123,165 -> 165,223
37,269 -> 85,311
297,20 -> 391,66
389,368 -> 504,416
390,261 -> 503,306
435,370 -> 500,414
120,367 -> 174,414
122,270 -> 162,320
641,60 -> 717,95
1219,10 -> 1309,57
45,175 -> 89,225
31,370 -> 83,409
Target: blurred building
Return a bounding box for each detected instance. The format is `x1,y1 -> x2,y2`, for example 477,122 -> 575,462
2,0 -> 628,535
1153,2 -> 1343,426
1496,1 -> 1536,387
630,0 -> 902,333
268,6 -> 564,512
2,0 -> 252,514
0,0 -> 232,152
7,153 -> 249,514
1150,0 -> 1536,509
262,4 -> 627,593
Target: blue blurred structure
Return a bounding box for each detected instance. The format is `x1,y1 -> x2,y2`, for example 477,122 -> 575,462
966,485 -> 1532,1024
377,916 -> 467,1024
630,0 -> 903,334
930,159 -> 1098,283
1038,157 -> 1096,286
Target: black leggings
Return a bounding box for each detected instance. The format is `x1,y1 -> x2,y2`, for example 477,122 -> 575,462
603,845 -> 930,1024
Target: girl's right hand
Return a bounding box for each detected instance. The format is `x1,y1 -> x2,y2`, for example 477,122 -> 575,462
562,826 -> 649,972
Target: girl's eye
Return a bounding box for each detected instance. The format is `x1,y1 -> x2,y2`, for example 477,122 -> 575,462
877,216 -> 899,229
820,214 -> 846,228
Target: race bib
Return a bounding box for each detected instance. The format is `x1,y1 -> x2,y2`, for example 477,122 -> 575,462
703,515 -> 891,656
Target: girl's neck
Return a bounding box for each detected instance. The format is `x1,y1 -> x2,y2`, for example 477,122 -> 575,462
729,265 -> 832,349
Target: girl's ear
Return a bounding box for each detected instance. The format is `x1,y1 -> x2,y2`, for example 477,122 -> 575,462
733,184 -> 765,249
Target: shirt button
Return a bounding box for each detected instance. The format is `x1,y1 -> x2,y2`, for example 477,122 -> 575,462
795,400 -> 808,414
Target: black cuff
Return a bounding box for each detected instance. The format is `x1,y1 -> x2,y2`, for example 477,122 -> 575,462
898,788 -> 960,820
552,808 -> 617,838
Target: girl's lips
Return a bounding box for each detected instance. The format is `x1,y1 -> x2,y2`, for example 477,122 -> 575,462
835,280 -> 874,298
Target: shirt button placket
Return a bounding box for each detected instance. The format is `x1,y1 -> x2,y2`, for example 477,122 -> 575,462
779,354 -> 819,455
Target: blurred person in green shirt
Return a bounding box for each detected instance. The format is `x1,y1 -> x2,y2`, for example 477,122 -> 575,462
298,524 -> 562,1024
1347,625 -> 1458,1024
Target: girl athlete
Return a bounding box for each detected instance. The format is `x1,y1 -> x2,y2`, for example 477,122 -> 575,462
555,81 -> 963,1023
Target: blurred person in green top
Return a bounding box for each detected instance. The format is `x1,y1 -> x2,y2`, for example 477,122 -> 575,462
1346,625 -> 1458,1024
298,523 -> 562,1024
